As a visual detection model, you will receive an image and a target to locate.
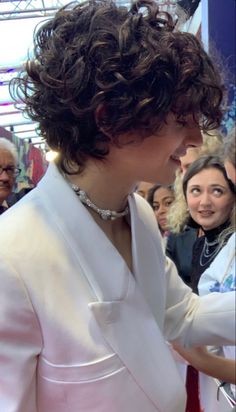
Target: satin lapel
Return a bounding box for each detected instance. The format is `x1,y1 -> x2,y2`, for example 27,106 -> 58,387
37,163 -> 131,301
38,166 -> 186,410
90,276 -> 186,412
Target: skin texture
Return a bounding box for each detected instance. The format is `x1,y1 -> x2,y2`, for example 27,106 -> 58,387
0,149 -> 16,205
152,187 -> 175,233
136,182 -> 154,200
173,343 -> 236,384
102,113 -> 202,201
67,114 -> 202,271
224,159 -> 236,185
186,167 -> 234,230
180,147 -> 201,176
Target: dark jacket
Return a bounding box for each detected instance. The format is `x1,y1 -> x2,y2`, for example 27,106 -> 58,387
166,226 -> 198,285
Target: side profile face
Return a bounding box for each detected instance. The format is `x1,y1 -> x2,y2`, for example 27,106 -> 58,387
186,167 -> 234,230
108,113 -> 202,187
152,187 -> 175,233
0,149 -> 16,204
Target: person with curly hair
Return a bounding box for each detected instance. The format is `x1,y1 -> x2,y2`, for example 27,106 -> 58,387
166,130 -> 224,285
0,1 -> 235,411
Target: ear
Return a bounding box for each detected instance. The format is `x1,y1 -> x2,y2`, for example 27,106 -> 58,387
95,104 -> 107,129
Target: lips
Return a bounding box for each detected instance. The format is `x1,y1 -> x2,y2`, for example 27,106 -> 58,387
0,185 -> 10,189
198,210 -> 214,217
159,219 -> 167,226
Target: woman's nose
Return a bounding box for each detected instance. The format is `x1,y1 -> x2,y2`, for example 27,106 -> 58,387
158,205 -> 167,215
199,192 -> 211,206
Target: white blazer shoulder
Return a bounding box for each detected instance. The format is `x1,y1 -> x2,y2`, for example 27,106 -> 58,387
0,163 -> 235,412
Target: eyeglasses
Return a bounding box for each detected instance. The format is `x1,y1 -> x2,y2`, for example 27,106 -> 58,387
0,166 -> 21,177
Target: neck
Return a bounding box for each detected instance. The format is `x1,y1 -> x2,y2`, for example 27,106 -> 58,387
203,220 -> 230,241
64,160 -> 136,212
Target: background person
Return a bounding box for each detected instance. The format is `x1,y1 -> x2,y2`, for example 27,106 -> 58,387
166,131 -> 225,285
136,181 -> 154,200
172,151 -> 235,411
0,137 -> 20,214
147,184 -> 175,243
182,155 -> 235,293
175,203 -> 236,407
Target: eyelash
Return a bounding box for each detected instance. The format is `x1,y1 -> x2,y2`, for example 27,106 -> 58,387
153,200 -> 173,211
190,188 -> 224,196
190,188 -> 200,194
213,188 -> 224,195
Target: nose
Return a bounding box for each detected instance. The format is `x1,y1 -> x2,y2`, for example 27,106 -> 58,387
157,204 -> 167,215
199,191 -> 211,207
0,170 -> 10,181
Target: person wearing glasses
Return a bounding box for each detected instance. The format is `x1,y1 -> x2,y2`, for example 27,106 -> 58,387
0,137 -> 21,214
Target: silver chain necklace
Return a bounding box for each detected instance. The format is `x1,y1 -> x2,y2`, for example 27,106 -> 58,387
70,183 -> 129,221
199,237 -> 220,267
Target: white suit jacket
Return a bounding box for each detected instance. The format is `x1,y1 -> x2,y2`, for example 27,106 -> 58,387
0,163 -> 235,412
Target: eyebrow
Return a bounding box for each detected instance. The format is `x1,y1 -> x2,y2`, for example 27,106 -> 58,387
188,183 -> 228,189
153,196 -> 174,203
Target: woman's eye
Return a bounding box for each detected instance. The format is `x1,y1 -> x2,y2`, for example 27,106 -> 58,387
190,188 -> 200,195
165,200 -> 174,207
212,188 -> 223,196
153,205 -> 159,211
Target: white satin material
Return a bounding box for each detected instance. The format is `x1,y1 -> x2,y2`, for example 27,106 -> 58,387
0,162 -> 235,412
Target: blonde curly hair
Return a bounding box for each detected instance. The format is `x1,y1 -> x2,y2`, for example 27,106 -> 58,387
167,130 -> 224,233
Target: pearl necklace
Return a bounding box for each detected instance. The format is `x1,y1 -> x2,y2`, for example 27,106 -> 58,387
71,183 -> 129,221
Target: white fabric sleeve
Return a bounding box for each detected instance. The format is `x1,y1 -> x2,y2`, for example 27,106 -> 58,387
0,257 -> 42,412
163,256 -> 236,348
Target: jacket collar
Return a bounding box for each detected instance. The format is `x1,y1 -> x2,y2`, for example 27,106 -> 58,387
37,163 -> 186,410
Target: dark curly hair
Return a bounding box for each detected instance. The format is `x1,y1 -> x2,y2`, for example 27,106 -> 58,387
10,0 -> 225,173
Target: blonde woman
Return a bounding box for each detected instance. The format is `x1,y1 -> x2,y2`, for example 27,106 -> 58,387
173,145 -> 236,409
166,131 -> 224,284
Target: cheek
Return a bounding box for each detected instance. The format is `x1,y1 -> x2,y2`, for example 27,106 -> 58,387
186,196 -> 198,211
154,210 -> 160,219
217,197 -> 234,213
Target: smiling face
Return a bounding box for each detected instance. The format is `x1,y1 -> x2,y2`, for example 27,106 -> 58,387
152,186 -> 175,233
186,167 -> 234,230
0,149 -> 16,205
